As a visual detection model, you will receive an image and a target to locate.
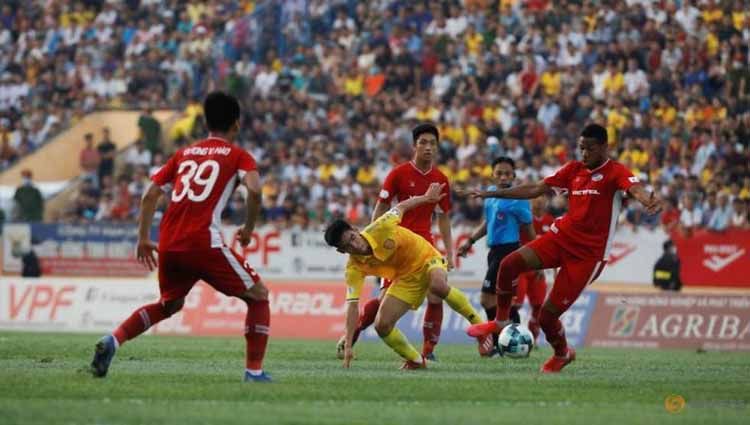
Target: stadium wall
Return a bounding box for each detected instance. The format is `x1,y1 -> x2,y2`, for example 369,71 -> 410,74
1,278 -> 749,351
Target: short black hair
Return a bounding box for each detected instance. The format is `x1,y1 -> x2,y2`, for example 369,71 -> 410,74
203,91 -> 240,132
412,123 -> 439,144
580,123 -> 608,144
492,156 -> 515,169
324,219 -> 353,248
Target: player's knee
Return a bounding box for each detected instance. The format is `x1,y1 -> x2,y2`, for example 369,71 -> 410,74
163,298 -> 184,316
244,282 -> 268,301
374,318 -> 394,337
428,278 -> 450,298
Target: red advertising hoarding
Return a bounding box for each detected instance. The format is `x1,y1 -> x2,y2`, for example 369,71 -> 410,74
671,230 -> 750,288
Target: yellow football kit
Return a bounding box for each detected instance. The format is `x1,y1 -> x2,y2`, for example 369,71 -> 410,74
344,209 -> 447,309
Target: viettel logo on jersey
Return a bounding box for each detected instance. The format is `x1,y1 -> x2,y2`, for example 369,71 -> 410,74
608,305 -> 640,337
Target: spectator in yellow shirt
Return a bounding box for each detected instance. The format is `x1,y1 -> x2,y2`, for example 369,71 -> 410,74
603,62 -> 625,95
344,70 -> 364,97
653,98 -> 677,125
465,25 -> 483,58
540,63 -> 562,97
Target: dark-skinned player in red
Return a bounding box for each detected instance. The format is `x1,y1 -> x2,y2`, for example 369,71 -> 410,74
462,124 -> 662,373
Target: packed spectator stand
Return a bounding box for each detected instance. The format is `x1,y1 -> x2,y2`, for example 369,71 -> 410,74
0,0 -> 748,235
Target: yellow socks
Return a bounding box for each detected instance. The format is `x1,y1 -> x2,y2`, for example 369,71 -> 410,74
445,287 -> 482,325
382,328 -> 421,363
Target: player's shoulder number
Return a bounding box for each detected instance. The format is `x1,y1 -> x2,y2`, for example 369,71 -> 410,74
172,159 -> 221,202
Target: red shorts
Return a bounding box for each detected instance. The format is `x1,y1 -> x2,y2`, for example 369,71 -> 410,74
524,233 -> 606,313
514,270 -> 547,306
158,247 -> 262,302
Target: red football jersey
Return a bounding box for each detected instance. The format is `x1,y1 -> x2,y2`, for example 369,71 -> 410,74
378,161 -> 451,242
543,159 -> 638,260
152,137 -> 256,251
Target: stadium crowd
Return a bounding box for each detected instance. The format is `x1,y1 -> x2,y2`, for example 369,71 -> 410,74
1,0 -> 749,234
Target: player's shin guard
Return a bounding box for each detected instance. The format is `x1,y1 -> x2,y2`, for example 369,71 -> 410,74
539,308 -> 567,357
495,252 -> 530,322
382,328 -> 421,363
422,302 -> 443,356
112,302 -> 170,345
352,297 -> 380,345
245,299 -> 270,371
444,287 -> 481,324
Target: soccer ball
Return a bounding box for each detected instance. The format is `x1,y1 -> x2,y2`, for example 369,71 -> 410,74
498,324 -> 534,358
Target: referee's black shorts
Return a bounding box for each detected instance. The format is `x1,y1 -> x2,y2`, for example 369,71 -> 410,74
481,242 -> 521,294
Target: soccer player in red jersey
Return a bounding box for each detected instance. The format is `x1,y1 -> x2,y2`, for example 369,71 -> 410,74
337,123 -> 454,360
515,196 -> 555,340
464,124 -> 662,373
90,92 -> 272,382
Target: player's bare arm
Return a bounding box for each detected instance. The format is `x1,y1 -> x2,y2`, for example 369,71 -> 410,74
459,181 -> 550,200
393,183 -> 446,216
371,199 -> 391,222
437,212 -> 455,270
628,184 -> 663,215
457,219 -> 487,258
238,170 -> 262,247
343,300 -> 358,368
136,183 -> 163,271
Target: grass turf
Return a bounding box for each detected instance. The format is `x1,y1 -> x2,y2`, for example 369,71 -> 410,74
0,331 -> 748,425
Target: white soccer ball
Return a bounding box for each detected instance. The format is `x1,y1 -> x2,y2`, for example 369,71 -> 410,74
498,324 -> 534,358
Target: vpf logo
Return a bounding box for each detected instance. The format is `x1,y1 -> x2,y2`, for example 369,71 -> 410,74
608,305 -> 640,337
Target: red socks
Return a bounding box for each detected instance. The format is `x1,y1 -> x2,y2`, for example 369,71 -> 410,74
352,297 -> 380,344
113,302 -> 170,345
422,302 -> 443,356
245,299 -> 270,370
495,251 -> 530,322
539,308 -> 567,357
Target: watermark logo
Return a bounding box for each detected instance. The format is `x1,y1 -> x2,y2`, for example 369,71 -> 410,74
664,394 -> 686,413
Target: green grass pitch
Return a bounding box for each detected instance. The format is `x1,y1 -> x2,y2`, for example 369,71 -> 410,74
1,332 -> 748,424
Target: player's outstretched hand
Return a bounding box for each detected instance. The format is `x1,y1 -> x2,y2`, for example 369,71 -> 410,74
457,240 -> 472,258
342,346 -> 354,368
643,192 -> 663,215
136,239 -> 158,271
423,182 -> 446,203
237,227 -> 253,247
455,187 -> 484,199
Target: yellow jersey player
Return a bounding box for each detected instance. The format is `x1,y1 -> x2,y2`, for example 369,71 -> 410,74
324,183 -> 494,369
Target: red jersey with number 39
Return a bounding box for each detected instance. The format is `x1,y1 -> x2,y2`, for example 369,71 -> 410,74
543,159 -> 638,260
378,161 -> 451,243
151,137 -> 256,251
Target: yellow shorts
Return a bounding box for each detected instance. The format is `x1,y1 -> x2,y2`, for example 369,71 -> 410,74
385,256 -> 447,309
